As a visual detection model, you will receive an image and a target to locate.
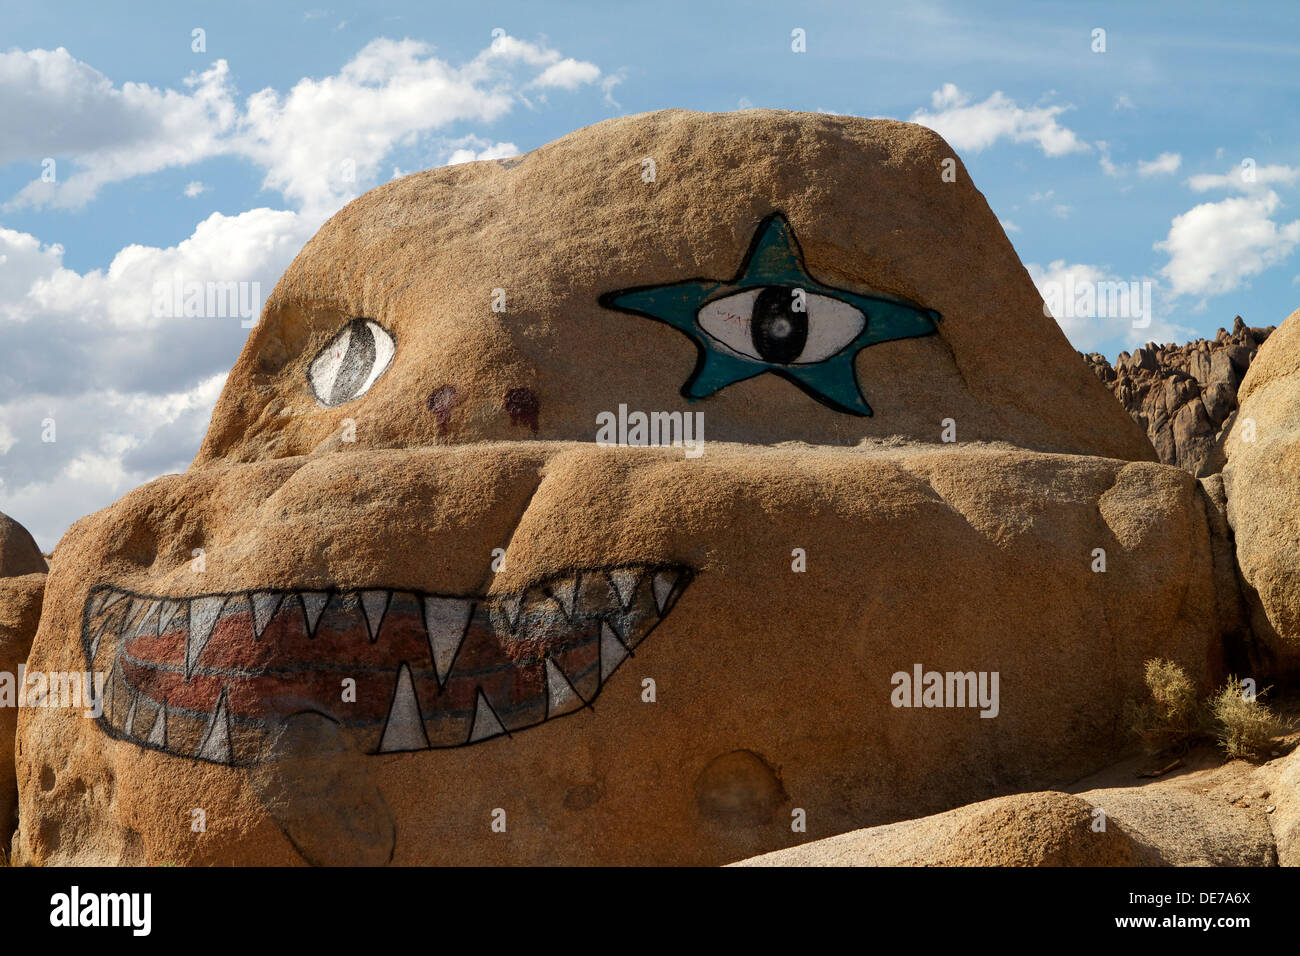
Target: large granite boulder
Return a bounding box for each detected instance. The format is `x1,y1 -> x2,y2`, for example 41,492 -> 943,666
1223,307 -> 1300,676
16,110 -> 1225,866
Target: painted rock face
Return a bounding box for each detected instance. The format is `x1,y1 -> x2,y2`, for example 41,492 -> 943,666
16,111 -> 1216,866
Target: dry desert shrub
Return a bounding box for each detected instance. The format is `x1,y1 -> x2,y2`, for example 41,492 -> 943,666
1211,676 -> 1291,760
1127,659 -> 1291,761
1125,658 -> 1204,753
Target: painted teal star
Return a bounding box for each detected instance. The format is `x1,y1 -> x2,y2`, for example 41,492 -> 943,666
598,213 -> 941,415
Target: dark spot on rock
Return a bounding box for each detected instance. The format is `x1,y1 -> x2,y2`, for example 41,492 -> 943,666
564,782 -> 602,811
250,711 -> 396,867
426,385 -> 460,437
505,387 -> 540,433
694,749 -> 787,829
39,817 -> 61,852
39,766 -> 55,792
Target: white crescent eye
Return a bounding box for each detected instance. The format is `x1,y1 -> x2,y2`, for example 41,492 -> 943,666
697,287 -> 866,364
308,318 -> 396,407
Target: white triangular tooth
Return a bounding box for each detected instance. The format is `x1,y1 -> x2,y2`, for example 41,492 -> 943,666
123,691 -> 139,737
377,663 -> 429,753
607,569 -> 642,608
125,597 -> 148,627
498,592 -> 523,630
300,591 -> 329,637
196,691 -> 232,764
545,658 -> 585,718
250,591 -> 284,640
88,591 -> 108,618
546,577 -> 578,618
101,590 -> 126,612
600,620 -> 629,682
652,570 -> 678,615
361,590 -> 391,643
117,598 -> 139,637
156,599 -> 181,635
89,603 -> 125,659
422,598 -> 472,686
129,600 -> 160,640
467,689 -> 507,743
186,596 -> 227,678
146,702 -> 168,748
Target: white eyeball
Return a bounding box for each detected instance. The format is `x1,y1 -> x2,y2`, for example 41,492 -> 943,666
308,318 -> 396,407
697,287 -> 866,365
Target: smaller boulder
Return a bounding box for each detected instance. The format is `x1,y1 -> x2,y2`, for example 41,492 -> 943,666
0,572 -> 45,848
0,513 -> 45,579
733,792 -> 1141,866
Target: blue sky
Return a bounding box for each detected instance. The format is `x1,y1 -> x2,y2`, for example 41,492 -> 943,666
1,0 -> 1298,547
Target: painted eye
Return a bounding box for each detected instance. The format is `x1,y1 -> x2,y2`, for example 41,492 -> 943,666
696,287 -> 866,365
308,318 -> 396,407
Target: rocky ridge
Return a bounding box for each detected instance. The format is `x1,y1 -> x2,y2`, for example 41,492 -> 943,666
1083,317 -> 1273,475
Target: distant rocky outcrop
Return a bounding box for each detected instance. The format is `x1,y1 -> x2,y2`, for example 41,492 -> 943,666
1083,317 -> 1273,475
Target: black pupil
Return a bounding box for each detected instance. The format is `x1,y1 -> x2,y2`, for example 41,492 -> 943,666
751,287 -> 808,365
329,319 -> 377,405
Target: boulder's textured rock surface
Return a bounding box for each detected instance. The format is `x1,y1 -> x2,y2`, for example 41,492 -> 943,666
1264,745 -> 1300,866
735,791 -> 1143,866
16,110 -> 1224,866
0,574 -> 45,840
0,512 -> 46,578
1077,785 -> 1275,866
1223,308 -> 1300,675
0,510 -> 47,849
1084,317 -> 1273,476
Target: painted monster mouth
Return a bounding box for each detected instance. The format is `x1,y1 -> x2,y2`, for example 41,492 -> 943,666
81,564 -> 692,767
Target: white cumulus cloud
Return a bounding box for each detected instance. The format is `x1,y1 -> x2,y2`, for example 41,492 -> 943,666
1026,259 -> 1192,354
1137,152 -> 1181,176
0,210 -> 317,547
443,136 -> 519,166
532,59 -> 601,90
2,52 -> 237,211
1155,190 -> 1300,297
910,84 -> 1090,157
1186,163 -> 1300,193
1,35 -> 606,215
0,34 -> 613,546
